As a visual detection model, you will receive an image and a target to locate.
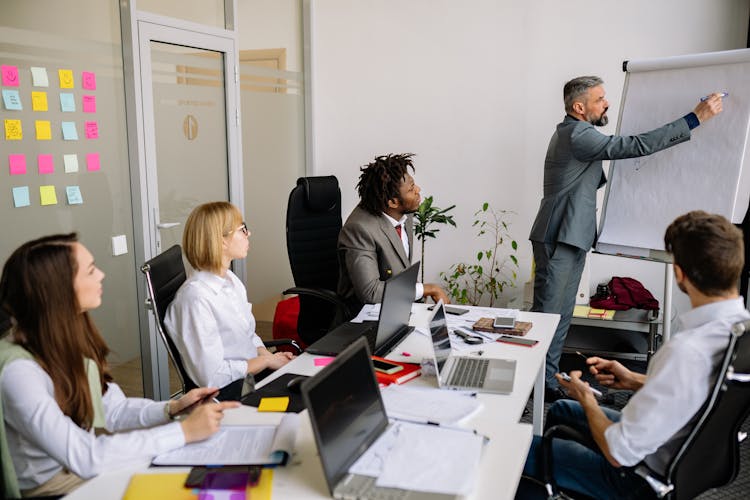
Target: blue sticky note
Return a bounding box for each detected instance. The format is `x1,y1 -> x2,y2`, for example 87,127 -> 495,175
2,89 -> 22,110
12,186 -> 30,208
66,186 -> 83,205
61,121 -> 78,140
60,92 -> 75,112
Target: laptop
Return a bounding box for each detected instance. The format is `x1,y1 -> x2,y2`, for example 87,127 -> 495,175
429,301 -> 516,394
302,337 -> 455,500
305,262 -> 419,357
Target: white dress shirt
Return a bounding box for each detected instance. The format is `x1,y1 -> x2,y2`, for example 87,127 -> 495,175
165,270 -> 264,388
382,212 -> 424,300
605,297 -> 750,474
1,359 -> 184,489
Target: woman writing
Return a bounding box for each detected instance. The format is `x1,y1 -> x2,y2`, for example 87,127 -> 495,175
165,201 -> 294,389
0,233 -> 238,497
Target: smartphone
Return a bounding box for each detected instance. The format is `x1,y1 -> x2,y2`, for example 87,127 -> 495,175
427,304 -> 469,315
493,316 -> 517,329
185,466 -> 261,489
496,334 -> 538,347
372,358 -> 404,374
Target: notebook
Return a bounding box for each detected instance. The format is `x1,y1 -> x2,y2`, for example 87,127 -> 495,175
302,337 -> 455,500
429,301 -> 516,394
305,262 -> 419,357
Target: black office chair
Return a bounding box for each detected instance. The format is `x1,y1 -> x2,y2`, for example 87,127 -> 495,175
141,245 -> 301,397
283,176 -> 351,345
540,318 -> 750,500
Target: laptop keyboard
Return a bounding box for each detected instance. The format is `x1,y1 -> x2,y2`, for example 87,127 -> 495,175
336,474 -> 410,499
448,357 -> 489,388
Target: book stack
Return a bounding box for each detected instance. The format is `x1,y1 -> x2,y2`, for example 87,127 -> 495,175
573,305 -> 616,320
372,356 -> 421,386
472,317 -> 533,336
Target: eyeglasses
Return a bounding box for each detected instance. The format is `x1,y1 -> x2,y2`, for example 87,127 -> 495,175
225,222 -> 249,237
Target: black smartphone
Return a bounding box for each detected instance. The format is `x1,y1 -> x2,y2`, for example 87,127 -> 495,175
427,304 -> 470,315
372,358 -> 404,374
496,335 -> 538,347
184,466 -> 261,489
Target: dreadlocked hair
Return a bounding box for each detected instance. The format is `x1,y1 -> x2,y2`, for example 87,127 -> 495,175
356,153 -> 416,214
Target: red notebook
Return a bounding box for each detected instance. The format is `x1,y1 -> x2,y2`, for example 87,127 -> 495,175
371,356 -> 421,386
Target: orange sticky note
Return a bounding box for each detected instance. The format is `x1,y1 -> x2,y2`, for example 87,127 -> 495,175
257,396 -> 289,412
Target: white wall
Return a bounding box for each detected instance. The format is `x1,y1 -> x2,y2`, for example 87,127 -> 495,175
310,0 -> 749,315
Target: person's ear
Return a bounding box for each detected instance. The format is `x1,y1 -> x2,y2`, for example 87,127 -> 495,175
572,100 -> 585,116
387,197 -> 401,210
673,264 -> 685,284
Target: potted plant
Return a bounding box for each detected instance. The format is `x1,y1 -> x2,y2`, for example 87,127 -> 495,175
441,202 -> 518,307
414,196 -> 456,283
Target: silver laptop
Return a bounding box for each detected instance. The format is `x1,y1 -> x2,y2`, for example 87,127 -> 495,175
429,301 -> 516,394
302,338 -> 455,500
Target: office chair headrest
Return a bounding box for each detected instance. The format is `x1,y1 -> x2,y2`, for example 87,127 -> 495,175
299,176 -> 339,212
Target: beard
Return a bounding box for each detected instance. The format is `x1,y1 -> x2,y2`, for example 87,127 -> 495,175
589,110 -> 609,127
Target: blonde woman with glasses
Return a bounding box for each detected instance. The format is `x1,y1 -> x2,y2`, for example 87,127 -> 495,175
166,202 -> 294,389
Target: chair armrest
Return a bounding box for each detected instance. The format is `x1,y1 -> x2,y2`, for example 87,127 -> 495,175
283,287 -> 351,318
264,338 -> 303,355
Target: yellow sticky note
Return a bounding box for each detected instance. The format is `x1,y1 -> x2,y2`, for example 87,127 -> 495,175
35,120 -> 51,140
31,91 -> 48,111
58,69 -> 74,88
40,185 -> 57,206
257,396 -> 289,412
5,119 -> 22,140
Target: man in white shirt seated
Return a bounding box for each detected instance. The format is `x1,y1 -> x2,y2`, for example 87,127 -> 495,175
519,210 -> 750,499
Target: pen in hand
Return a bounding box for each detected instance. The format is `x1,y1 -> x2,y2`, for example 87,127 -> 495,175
700,92 -> 728,101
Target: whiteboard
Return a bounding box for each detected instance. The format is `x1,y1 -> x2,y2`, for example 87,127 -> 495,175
596,48 -> 750,261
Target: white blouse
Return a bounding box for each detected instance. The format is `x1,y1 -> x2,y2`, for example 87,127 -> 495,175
1,358 -> 184,490
165,270 -> 265,388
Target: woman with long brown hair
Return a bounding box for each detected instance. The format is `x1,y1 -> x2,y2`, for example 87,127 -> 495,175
0,233 -> 238,497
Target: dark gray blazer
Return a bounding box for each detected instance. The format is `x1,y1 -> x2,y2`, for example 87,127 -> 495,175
337,205 -> 414,306
529,114 -> 691,251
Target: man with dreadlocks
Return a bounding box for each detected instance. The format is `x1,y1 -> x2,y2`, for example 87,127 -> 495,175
338,153 -> 450,313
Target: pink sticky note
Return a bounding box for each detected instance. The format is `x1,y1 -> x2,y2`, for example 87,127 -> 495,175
9,154 -> 26,175
86,153 -> 100,172
84,121 -> 98,139
82,71 -> 96,90
38,154 -> 54,174
313,357 -> 336,367
2,65 -> 20,87
82,95 -> 96,113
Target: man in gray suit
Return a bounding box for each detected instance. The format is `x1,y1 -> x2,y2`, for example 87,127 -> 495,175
338,153 -> 450,312
529,75 -> 723,401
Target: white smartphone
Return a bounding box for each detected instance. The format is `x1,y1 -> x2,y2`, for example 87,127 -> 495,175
493,316 -> 516,329
372,358 -> 404,375
559,372 -> 603,397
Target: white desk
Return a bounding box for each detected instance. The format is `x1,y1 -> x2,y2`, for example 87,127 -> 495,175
65,305 -> 559,500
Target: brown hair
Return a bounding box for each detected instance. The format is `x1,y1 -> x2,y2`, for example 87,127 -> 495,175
183,201 -> 243,274
356,153 -> 415,215
0,233 -> 111,430
664,211 -> 744,296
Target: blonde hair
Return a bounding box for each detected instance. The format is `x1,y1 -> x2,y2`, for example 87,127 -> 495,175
183,202 -> 243,274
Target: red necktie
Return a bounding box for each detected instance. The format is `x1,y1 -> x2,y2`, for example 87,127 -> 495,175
395,224 -> 402,239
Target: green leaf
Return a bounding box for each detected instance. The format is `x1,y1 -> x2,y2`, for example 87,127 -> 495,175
477,251 -> 483,261
482,202 -> 489,211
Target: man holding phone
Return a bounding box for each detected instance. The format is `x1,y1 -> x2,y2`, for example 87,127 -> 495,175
519,211 -> 749,499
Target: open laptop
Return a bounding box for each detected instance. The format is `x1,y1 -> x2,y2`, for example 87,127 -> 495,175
302,337 -> 456,500
305,262 -> 419,357
429,301 -> 516,394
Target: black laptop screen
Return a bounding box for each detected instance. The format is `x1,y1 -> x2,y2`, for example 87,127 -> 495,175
303,339 -> 388,492
375,262 -> 419,349
429,302 -> 452,374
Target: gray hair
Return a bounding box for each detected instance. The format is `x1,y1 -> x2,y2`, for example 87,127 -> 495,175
563,76 -> 603,113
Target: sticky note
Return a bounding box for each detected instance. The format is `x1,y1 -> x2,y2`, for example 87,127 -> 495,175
9,154 -> 26,175
60,93 -> 75,112
82,95 -> 96,113
31,91 -> 48,112
63,154 -> 79,173
5,119 -> 22,140
12,186 -> 30,208
86,153 -> 100,171
2,65 -> 19,86
84,121 -> 98,139
38,154 -> 54,174
257,397 -> 289,412
30,67 -> 49,87
35,120 -> 52,140
2,89 -> 22,110
61,121 -> 78,140
314,357 -> 335,367
39,185 -> 57,206
58,69 -> 74,88
82,71 -> 96,90
66,186 -> 83,205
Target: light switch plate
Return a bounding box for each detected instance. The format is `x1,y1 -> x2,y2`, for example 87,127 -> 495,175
112,235 -> 127,256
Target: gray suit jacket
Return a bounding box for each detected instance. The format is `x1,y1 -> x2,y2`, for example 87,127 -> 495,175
529,114 -> 691,250
337,205 -> 414,306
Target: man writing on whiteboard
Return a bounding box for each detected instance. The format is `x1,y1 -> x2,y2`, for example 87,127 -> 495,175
529,75 -> 723,401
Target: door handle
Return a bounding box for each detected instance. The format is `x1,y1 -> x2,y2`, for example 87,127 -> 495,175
156,222 -> 180,229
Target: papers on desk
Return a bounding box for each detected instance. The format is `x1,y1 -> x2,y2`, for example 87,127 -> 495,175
349,421 -> 483,495
152,413 -> 299,466
381,385 -> 482,425
351,303 -> 380,323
